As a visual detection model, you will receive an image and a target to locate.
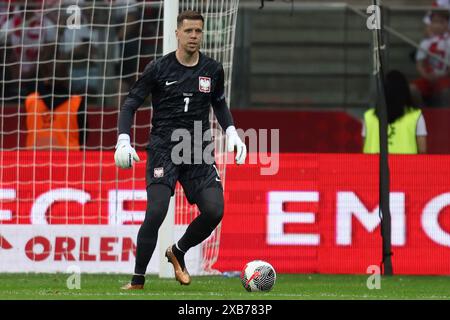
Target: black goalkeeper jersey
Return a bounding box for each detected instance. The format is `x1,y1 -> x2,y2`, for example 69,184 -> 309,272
118,51 -> 229,146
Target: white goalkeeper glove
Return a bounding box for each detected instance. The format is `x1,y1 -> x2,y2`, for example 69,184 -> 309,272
226,126 -> 246,165
114,134 -> 140,169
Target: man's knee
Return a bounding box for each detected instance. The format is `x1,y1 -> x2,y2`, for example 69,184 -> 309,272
203,200 -> 224,225
143,201 -> 168,226
196,188 -> 224,224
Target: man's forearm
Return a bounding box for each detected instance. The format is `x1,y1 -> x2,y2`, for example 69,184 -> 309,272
212,99 -> 234,131
118,94 -> 143,135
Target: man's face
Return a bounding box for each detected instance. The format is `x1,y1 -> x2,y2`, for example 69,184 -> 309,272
176,19 -> 203,54
430,14 -> 449,36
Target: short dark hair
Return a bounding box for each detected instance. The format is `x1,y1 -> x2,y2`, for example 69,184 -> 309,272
177,10 -> 204,28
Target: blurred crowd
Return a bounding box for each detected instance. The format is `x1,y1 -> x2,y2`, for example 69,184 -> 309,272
0,0 -> 160,106
0,0 -> 161,150
411,0 -> 450,107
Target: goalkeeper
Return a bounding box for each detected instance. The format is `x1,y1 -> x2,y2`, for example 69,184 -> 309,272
115,10 -> 246,290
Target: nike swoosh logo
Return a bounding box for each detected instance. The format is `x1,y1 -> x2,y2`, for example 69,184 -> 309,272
165,81 -> 177,86
215,177 -> 221,182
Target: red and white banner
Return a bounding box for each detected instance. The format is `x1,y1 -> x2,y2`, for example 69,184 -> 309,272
218,153 -> 450,275
1,152 -> 450,275
0,225 -> 202,273
0,225 -> 141,273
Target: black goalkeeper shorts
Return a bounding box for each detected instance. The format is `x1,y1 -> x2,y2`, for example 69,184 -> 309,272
145,135 -> 223,204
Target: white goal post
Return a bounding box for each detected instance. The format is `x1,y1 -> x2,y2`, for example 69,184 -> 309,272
158,0 -> 178,279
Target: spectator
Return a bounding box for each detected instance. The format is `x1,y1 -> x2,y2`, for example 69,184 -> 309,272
112,2 -> 162,87
109,0 -> 140,21
24,58 -> 89,150
100,0 -> 143,105
0,2 -> 15,31
116,9 -> 143,104
0,2 -> 18,99
59,0 -> 101,96
0,1 -> 57,98
411,9 -> 450,107
363,70 -> 427,154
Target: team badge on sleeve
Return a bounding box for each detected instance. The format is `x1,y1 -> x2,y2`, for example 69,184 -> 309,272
199,77 -> 211,93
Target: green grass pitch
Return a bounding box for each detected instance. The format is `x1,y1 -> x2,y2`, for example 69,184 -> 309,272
1,273 -> 450,300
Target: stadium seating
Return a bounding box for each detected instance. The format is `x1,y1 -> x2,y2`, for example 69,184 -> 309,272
232,4 -> 427,109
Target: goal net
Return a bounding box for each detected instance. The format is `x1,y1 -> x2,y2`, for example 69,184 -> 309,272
0,0 -> 240,275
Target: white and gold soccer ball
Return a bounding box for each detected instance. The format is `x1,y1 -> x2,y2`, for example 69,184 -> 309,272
240,260 -> 276,292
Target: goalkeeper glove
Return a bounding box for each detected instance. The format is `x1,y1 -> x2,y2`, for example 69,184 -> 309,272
226,126 -> 246,165
114,133 -> 140,169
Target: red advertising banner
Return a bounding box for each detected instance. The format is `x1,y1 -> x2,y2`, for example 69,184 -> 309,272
218,153 -> 450,275
0,151 -> 147,225
1,152 -> 450,275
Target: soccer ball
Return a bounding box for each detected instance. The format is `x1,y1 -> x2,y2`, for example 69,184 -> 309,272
240,260 -> 276,292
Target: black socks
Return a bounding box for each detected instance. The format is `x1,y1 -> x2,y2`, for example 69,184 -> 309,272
172,244 -> 186,270
131,274 -> 145,285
